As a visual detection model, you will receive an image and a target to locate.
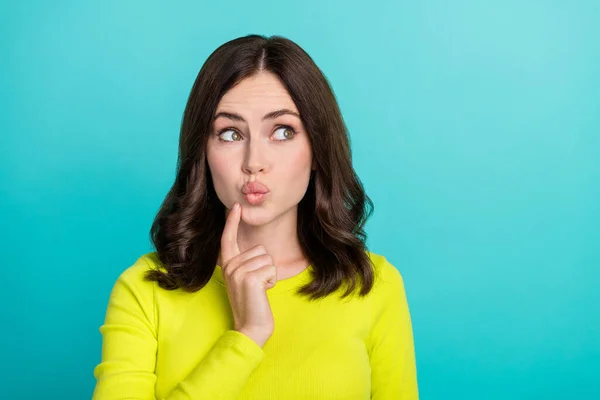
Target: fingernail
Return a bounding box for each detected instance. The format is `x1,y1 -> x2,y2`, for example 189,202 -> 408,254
233,203 -> 240,212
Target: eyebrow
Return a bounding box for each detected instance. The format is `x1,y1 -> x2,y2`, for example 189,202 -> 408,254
213,108 -> 300,122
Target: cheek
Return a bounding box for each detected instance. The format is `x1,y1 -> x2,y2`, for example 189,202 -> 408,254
281,146 -> 313,183
207,150 -> 234,190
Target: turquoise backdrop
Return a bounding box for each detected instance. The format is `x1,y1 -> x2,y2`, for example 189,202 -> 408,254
2,1 -> 598,399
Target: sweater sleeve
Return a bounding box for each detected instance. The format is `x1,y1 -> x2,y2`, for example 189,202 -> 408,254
366,257 -> 419,400
92,256 -> 265,400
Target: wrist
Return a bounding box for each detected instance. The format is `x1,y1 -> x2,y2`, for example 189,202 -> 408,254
237,327 -> 271,347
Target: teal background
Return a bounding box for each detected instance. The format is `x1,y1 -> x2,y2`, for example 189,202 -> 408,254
2,0 -> 598,398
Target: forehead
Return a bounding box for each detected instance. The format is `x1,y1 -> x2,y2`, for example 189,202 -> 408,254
217,71 -> 298,113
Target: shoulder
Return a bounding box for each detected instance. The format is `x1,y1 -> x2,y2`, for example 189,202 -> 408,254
367,250 -> 405,293
365,251 -> 412,339
364,250 -> 408,310
110,252 -> 164,299
117,252 -> 163,282
102,253 -> 163,337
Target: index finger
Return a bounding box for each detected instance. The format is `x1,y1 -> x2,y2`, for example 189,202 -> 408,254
220,202 -> 241,264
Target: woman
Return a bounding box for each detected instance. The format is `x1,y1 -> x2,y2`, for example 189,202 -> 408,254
92,34 -> 418,399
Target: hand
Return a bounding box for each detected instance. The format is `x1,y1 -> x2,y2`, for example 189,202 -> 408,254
219,202 -> 277,347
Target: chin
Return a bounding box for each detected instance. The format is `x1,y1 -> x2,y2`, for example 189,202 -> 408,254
240,206 -> 276,226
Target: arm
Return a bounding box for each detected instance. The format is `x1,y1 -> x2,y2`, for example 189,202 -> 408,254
92,256 -> 265,400
367,259 -> 419,399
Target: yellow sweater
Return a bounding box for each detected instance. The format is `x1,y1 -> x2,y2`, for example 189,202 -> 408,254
92,251 -> 418,399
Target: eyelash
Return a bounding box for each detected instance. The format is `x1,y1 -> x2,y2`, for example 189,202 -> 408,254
215,125 -> 297,143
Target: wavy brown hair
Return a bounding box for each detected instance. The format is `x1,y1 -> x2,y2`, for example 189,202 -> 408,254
145,34 -> 374,300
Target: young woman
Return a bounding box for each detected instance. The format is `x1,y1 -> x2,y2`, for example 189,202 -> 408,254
92,34 -> 418,399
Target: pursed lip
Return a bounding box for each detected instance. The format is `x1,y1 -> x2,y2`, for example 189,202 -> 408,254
242,181 -> 270,194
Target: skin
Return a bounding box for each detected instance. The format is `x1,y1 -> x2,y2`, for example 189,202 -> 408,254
207,71 -> 315,279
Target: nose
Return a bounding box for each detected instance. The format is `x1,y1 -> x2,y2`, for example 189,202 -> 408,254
242,136 -> 268,175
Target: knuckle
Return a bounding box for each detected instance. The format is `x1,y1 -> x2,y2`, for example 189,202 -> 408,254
223,262 -> 237,278
254,254 -> 270,266
231,267 -> 244,281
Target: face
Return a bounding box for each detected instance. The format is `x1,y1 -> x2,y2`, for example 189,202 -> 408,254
206,71 -> 314,226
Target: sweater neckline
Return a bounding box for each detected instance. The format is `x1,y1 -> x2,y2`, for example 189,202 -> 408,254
212,263 -> 313,294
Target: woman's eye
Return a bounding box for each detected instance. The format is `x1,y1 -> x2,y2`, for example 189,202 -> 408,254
273,126 -> 295,141
218,129 -> 242,142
